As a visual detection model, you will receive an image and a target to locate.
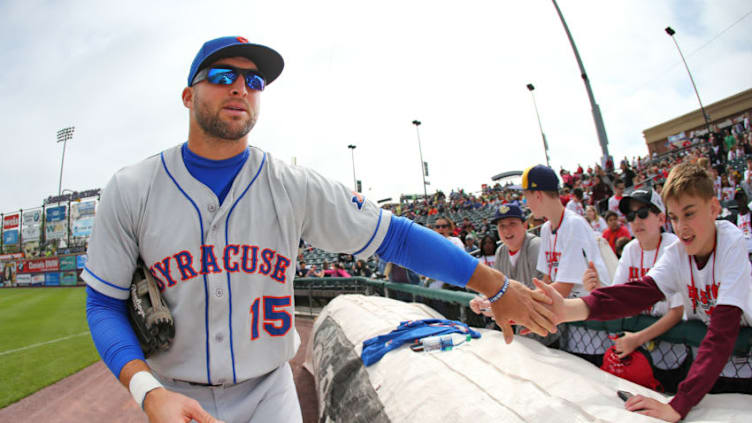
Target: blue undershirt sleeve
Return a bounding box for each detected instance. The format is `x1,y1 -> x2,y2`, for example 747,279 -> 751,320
375,216 -> 479,287
86,286 -> 145,378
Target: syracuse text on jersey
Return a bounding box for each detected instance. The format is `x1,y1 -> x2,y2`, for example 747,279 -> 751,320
147,244 -> 292,290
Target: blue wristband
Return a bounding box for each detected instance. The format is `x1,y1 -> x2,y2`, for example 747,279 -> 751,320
488,274 -> 510,303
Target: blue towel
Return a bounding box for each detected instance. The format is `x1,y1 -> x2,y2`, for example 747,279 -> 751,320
361,319 -> 481,366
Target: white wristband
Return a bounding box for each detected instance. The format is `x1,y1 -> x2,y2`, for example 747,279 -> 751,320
129,371 -> 163,410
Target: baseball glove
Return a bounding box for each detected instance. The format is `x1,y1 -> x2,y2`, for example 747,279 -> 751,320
127,260 -> 175,358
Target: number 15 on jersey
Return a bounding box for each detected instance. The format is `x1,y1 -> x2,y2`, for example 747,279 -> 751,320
250,296 -> 292,340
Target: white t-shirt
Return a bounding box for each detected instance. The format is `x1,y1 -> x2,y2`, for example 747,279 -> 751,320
613,233 -> 686,370
647,220 -> 752,325
737,212 -> 752,253
613,233 -> 682,316
508,250 -> 520,267
566,199 -> 585,217
713,177 -> 722,199
537,209 -> 611,297
481,255 -> 496,268
589,216 -> 607,234
608,196 -> 624,218
538,210 -> 615,355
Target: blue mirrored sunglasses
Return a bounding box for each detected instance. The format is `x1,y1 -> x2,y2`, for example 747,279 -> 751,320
192,66 -> 266,91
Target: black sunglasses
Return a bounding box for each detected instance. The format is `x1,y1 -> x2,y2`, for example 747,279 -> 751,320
626,207 -> 652,222
435,224 -> 450,229
192,66 -> 266,91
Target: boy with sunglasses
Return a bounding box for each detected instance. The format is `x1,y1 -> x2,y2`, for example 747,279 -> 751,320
83,37 -> 557,423
536,162 -> 752,421
608,189 -> 686,392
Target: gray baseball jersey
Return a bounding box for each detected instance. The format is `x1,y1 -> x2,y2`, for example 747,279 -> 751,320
83,143 -> 391,385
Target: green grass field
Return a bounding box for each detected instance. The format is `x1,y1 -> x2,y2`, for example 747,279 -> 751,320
0,287 -> 99,408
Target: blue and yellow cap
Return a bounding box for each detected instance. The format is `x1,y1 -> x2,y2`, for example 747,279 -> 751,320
521,165 -> 559,191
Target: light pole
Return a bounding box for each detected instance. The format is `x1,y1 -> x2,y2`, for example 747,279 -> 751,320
665,26 -> 712,135
347,144 -> 357,192
551,0 -> 610,164
56,126 -> 75,197
526,84 -> 551,168
411,120 -> 428,199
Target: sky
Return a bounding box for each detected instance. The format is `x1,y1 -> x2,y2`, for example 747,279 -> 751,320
1,0 -> 751,212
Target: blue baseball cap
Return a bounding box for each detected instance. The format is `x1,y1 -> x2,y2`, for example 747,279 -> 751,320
188,36 -> 284,87
521,164 -> 559,191
490,204 -> 525,224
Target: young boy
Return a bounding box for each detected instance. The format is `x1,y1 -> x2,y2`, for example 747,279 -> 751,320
602,210 -> 631,254
537,162 -> 752,422
609,189 -> 687,392
522,164 -> 611,365
607,178 -> 625,217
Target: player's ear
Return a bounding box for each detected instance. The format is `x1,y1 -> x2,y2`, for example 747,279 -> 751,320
657,212 -> 665,225
182,87 -> 194,109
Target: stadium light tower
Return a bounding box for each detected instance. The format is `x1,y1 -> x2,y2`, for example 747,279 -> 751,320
526,84 -> 551,168
551,0 -> 610,164
411,120 -> 428,199
665,26 -> 712,135
347,144 -> 357,191
56,126 -> 75,197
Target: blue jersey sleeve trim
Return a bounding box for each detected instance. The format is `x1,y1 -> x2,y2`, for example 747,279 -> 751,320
86,286 -> 145,377
161,152 -> 213,385
84,266 -> 130,291
223,151 -> 266,384
375,216 -> 478,287
353,209 -> 383,256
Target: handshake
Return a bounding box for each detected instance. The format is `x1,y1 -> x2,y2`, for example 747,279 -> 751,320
469,277 -> 570,344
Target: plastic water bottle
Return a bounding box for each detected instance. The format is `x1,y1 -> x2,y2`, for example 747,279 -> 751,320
412,333 -> 471,352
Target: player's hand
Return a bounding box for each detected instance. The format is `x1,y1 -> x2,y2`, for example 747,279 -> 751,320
143,387 -> 224,423
491,279 -> 555,344
469,296 -> 493,317
532,278 -> 566,325
582,261 -> 601,292
625,394 -> 681,422
612,331 -> 641,359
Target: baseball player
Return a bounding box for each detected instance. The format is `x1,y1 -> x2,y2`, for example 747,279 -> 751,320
537,162 -> 752,421
83,36 -> 557,423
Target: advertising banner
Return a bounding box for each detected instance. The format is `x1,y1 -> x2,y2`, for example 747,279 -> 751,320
61,271 -> 78,285
3,229 -> 19,245
45,205 -> 68,240
60,256 -> 76,271
45,272 -> 60,286
16,273 -> 31,286
70,201 -> 96,219
22,209 -> 42,241
72,218 -> 94,237
76,254 -> 88,269
20,257 -> 60,273
31,273 -> 45,286
3,213 -> 20,230
0,253 -> 24,262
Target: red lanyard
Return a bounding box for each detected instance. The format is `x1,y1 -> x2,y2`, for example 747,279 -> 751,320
640,235 -> 662,274
688,234 -> 717,314
548,209 -> 566,279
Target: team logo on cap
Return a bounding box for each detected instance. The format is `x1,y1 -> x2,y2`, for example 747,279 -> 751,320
498,206 -> 509,214
236,36 -> 249,43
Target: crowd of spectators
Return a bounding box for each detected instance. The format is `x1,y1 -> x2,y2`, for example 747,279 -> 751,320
297,112 -> 751,273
